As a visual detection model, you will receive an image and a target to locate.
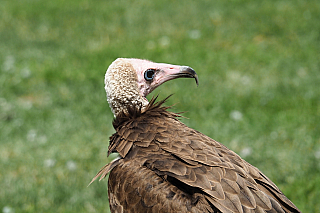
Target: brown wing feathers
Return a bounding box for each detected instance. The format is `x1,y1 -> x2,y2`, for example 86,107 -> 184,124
91,98 -> 300,213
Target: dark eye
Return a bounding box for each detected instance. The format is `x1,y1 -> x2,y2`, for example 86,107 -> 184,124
144,69 -> 155,81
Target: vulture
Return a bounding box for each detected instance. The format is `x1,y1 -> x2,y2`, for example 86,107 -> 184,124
90,58 -> 301,213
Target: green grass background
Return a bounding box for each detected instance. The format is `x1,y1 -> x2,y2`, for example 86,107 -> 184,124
1,0 -> 319,212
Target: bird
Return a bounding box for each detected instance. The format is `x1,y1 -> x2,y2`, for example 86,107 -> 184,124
90,58 -> 301,213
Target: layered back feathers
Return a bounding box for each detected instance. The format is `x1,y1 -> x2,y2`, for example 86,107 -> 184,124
91,97 -> 300,213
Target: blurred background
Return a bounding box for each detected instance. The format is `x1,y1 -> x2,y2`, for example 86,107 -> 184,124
0,0 -> 319,212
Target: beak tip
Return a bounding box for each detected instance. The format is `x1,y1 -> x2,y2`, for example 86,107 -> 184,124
183,66 -> 198,86
170,65 -> 199,86
194,74 -> 199,86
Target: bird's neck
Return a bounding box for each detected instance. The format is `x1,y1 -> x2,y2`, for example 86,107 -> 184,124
107,94 -> 149,117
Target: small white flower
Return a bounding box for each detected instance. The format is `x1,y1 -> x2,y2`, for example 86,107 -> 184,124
188,30 -> 201,40
0,98 -> 12,112
241,76 -> 251,85
20,100 -> 33,110
3,56 -> 15,72
21,67 -> 31,78
27,130 -> 37,142
146,40 -> 156,50
13,118 -> 24,127
270,131 -> 278,140
230,110 -> 243,121
2,206 -> 14,213
66,160 -> 77,171
159,36 -> 170,47
38,25 -> 48,35
315,149 -> 320,159
44,159 -> 56,167
240,147 -> 252,158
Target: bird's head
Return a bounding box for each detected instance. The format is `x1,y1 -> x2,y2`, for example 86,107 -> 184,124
105,58 -> 198,117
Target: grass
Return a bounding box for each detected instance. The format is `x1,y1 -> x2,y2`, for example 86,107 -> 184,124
0,0 -> 319,212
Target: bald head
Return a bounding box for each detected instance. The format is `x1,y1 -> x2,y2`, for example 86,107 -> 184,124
105,58 -> 198,117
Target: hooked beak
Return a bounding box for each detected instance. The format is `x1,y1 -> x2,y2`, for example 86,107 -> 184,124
170,66 -> 199,86
154,65 -> 199,88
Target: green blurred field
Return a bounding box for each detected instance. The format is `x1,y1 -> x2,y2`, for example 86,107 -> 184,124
0,0 -> 319,212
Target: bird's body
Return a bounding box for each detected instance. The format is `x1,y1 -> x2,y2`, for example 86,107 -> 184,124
90,58 -> 300,213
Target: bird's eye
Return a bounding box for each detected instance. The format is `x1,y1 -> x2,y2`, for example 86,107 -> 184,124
144,69 -> 156,81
